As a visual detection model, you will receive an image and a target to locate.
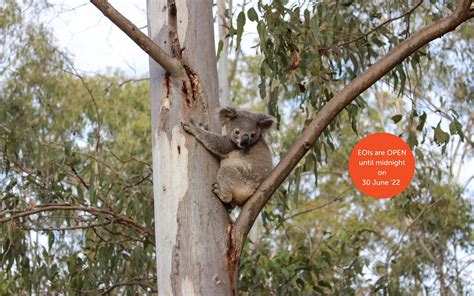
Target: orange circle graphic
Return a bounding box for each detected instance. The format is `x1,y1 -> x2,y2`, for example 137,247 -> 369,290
349,133 -> 415,199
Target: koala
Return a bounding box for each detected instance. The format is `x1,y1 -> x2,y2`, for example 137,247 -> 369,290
181,106 -> 275,206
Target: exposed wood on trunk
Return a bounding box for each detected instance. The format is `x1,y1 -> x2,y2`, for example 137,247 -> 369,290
148,0 -> 232,294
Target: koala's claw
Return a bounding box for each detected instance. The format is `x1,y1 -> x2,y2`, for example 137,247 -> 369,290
212,183 -> 232,204
198,122 -> 209,131
181,122 -> 193,133
211,183 -> 220,195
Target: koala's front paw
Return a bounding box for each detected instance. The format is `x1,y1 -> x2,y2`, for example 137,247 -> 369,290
198,122 -> 209,131
181,122 -> 195,134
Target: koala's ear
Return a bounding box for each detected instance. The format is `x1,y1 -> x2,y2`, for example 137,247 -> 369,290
218,106 -> 238,121
257,114 -> 276,130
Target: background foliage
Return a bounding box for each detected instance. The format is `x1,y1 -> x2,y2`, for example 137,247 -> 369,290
1,0 -> 472,294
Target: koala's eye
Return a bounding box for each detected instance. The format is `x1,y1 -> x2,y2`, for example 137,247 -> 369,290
234,129 -> 240,135
250,132 -> 256,138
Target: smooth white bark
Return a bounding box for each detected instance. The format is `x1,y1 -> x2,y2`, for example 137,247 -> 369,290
148,0 -> 232,294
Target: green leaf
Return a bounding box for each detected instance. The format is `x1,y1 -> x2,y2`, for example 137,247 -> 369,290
216,40 -> 224,60
236,11 -> 246,48
247,8 -> 258,22
64,140 -> 73,157
433,122 -> 450,145
415,148 -> 424,162
450,108 -> 459,118
4,180 -> 17,192
407,131 -> 418,149
398,67 -> 406,94
4,159 -> 10,176
346,104 -> 359,134
349,53 -> 358,73
391,114 -> 402,123
392,71 -> 399,92
416,112 -> 427,131
314,162 -> 318,188
293,167 -> 302,203
88,169 -> 96,204
449,120 -> 464,141
313,286 -> 324,293
296,277 -> 305,288
341,0 -> 354,6
411,51 -> 420,69
318,280 -> 332,289
258,78 -> 266,99
48,232 -> 55,251
371,36 -> 385,47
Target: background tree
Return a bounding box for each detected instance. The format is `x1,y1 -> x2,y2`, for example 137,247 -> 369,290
0,0 -> 472,294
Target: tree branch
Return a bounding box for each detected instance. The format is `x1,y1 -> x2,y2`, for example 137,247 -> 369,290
100,278 -> 157,295
24,221 -> 111,232
233,0 -> 472,259
0,203 -> 155,239
282,188 -> 354,223
334,0 -> 423,49
90,0 -> 184,77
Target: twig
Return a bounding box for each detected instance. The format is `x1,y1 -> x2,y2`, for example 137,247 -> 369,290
105,143 -> 152,168
385,198 -> 444,264
100,278 -> 157,295
323,1 -> 424,51
23,221 -> 111,231
57,52 -> 102,154
124,171 -> 153,189
103,77 -> 149,94
103,225 -> 143,242
0,204 -> 155,239
70,164 -> 89,190
283,188 -> 354,222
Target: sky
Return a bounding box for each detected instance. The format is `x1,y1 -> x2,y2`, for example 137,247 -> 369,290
45,0 -> 150,76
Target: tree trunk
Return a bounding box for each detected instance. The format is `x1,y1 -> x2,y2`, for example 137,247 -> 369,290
89,0 -> 472,294
148,0 -> 233,294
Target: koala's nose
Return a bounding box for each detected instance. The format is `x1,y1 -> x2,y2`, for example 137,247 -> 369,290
240,134 -> 250,146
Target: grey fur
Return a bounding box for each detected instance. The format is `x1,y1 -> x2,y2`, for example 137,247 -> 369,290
181,106 -> 275,206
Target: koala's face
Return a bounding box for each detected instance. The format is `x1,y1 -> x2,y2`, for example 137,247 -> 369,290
219,107 -> 275,149
227,114 -> 261,148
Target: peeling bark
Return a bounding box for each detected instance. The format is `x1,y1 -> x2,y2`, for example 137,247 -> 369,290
148,0 -> 232,294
